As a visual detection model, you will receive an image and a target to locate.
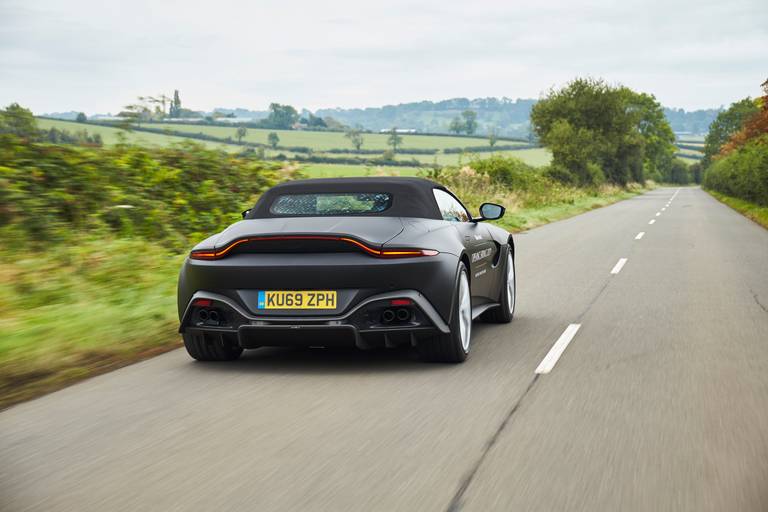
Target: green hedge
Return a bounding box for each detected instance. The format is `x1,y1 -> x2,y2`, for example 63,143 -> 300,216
0,135 -> 283,250
704,135 -> 768,206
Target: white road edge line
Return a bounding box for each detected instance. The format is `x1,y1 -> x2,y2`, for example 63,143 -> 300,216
535,324 -> 582,374
649,219 -> 656,225
635,231 -> 645,240
611,258 -> 628,274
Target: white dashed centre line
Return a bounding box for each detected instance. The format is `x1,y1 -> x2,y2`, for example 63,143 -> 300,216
649,219 -> 656,225
661,207 -> 666,211
611,258 -> 628,274
656,212 -> 661,216
535,324 -> 581,374
635,232 -> 645,240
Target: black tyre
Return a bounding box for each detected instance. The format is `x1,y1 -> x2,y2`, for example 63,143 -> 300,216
417,264 -> 472,363
483,247 -> 515,324
183,331 -> 243,361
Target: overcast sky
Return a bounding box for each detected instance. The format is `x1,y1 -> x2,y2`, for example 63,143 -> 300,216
1,0 -> 766,115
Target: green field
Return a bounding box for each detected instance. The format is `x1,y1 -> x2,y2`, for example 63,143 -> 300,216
676,135 -> 706,143
38,118 -> 243,152
301,164 -> 424,178
676,147 -> 704,156
38,119 -> 552,174
319,147 -> 552,168
147,122 -> 528,151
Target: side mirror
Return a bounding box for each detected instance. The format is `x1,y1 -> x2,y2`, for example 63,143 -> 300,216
478,203 -> 505,221
241,209 -> 251,219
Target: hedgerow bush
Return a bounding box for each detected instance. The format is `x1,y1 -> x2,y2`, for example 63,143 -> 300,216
0,135 -> 290,250
704,134 -> 768,206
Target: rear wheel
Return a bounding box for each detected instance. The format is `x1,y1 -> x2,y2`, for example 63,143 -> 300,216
417,264 -> 472,363
183,331 -> 243,361
483,248 -> 515,323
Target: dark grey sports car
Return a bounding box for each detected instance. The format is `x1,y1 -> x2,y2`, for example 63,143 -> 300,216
178,177 -> 515,363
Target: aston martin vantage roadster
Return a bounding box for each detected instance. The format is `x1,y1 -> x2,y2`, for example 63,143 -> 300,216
178,177 -> 515,363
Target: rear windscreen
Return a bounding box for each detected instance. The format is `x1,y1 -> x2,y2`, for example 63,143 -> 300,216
269,193 -> 393,216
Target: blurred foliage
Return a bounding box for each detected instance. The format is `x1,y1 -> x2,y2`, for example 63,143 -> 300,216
0,133 -> 292,252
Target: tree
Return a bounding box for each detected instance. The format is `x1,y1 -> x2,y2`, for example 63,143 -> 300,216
268,132 -> 280,148
301,113 -> 327,128
139,94 -> 171,118
667,160 -> 691,184
449,117 -> 464,134
718,81 -> 768,156
488,126 -> 498,148
703,98 -> 759,167
689,162 -> 703,184
462,110 -> 478,135
170,90 -> 182,118
120,103 -> 151,127
344,128 -> 364,151
322,116 -> 346,130
531,77 -> 675,186
387,128 -> 403,153
623,90 -> 676,182
265,103 -> 299,129
236,126 -> 247,144
0,103 -> 39,138
76,112 -> 87,123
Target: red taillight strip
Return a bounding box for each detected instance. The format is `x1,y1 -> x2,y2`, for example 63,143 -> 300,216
189,235 -> 438,260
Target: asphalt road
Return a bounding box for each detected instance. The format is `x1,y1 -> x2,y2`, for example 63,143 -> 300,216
2,187 -> 768,511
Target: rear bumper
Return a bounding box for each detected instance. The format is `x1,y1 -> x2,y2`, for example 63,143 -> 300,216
179,290 -> 449,350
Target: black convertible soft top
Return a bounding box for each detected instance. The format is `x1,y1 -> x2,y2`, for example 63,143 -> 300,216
248,177 -> 446,220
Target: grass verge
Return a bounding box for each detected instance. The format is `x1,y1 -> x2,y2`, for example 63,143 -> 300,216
0,238 -> 183,410
705,190 -> 768,230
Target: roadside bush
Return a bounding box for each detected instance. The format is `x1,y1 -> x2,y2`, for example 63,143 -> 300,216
704,134 -> 768,206
542,164 -> 577,185
468,155 -> 550,193
0,135 -> 288,250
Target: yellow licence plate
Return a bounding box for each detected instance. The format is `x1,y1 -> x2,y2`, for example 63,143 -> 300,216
256,290 -> 337,309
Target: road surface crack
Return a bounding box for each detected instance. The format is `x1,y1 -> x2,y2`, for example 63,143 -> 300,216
445,374 -> 540,512
751,289 -> 768,314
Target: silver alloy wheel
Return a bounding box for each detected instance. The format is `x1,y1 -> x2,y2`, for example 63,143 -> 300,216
507,253 -> 515,315
458,271 -> 472,352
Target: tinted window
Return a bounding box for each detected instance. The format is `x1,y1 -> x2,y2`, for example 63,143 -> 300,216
270,192 -> 392,216
433,189 -> 470,222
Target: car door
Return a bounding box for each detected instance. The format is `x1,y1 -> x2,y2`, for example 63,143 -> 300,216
432,189 -> 497,301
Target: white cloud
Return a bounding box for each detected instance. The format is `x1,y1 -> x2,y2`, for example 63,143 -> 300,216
0,0 -> 765,114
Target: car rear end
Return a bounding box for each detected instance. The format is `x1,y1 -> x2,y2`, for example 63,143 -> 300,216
178,219 -> 457,352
